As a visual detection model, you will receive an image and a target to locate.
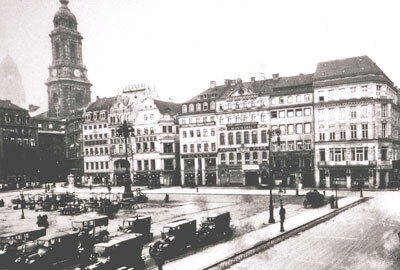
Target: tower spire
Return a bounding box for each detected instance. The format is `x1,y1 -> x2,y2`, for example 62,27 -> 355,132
60,0 -> 69,7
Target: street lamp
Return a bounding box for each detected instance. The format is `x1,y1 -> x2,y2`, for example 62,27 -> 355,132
268,129 -> 281,224
117,120 -> 135,198
359,180 -> 363,198
278,188 -> 283,207
334,180 -> 338,208
20,189 -> 25,219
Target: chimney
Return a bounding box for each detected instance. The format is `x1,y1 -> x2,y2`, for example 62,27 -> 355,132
272,73 -> 279,80
210,81 -> 216,88
250,77 -> 255,83
96,96 -> 100,100
230,80 -> 236,86
224,79 -> 231,86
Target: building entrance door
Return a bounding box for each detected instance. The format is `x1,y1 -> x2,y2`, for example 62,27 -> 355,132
245,172 -> 258,186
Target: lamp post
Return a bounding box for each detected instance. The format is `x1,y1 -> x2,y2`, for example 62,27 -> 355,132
268,129 -> 281,224
334,180 -> 338,208
20,189 -> 25,219
359,180 -> 363,198
117,120 -> 135,198
279,188 -> 283,207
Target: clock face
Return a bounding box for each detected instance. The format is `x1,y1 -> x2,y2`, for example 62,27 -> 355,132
74,69 -> 81,77
52,69 -> 58,76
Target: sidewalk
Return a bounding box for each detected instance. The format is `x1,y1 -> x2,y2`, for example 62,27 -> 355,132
155,196 -> 365,270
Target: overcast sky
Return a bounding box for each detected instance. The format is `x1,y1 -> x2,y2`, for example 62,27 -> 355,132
0,0 -> 399,109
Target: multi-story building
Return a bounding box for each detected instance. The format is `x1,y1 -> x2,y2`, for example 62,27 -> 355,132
82,97 -> 114,185
216,78 -> 270,186
268,74 -> 315,188
65,109 -> 84,183
132,98 -> 181,186
179,81 -> 221,186
0,100 -> 39,189
313,56 -> 400,189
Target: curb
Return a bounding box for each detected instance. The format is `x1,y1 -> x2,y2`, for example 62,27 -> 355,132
203,197 -> 369,270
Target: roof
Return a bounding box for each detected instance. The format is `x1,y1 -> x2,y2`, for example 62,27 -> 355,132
164,219 -> 196,228
72,215 -> 108,223
86,97 -> 115,112
184,84 -> 228,103
313,55 -> 391,83
37,231 -> 77,241
125,215 -> 150,222
94,233 -> 142,248
0,228 -> 46,238
0,99 -> 26,112
153,99 -> 181,115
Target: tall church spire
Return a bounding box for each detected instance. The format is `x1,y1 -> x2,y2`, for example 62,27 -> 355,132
46,0 -> 91,118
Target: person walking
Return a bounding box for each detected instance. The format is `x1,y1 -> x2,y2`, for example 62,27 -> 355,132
279,205 -> 286,232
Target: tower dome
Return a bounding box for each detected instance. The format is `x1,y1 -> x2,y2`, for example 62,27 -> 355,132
53,0 -> 77,29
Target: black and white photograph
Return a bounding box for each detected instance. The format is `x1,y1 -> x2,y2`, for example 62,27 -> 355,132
0,0 -> 400,269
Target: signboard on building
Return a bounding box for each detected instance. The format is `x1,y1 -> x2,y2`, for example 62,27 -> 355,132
182,153 -> 218,158
227,123 -> 258,130
242,164 -> 259,170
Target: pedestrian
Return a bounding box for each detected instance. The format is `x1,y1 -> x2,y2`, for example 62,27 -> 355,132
164,194 -> 169,203
107,184 -> 111,193
89,184 -> 92,191
329,195 -> 335,209
279,206 -> 286,232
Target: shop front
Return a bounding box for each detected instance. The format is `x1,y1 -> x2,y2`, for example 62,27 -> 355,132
351,168 -> 369,188
330,169 -> 347,188
243,164 -> 259,186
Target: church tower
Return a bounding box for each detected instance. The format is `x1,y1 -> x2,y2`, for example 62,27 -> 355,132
46,0 -> 91,118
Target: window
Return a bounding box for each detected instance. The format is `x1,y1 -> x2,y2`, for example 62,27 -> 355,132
251,115 -> 256,122
197,130 -> 201,137
196,103 -> 202,111
376,85 -> 381,97
296,95 -> 301,102
287,110 -> 294,118
229,153 -> 234,165
252,131 -> 258,144
297,141 -> 303,150
168,126 -> 173,133
296,123 -> 303,134
183,131 -> 187,138
271,111 -> 277,118
271,98 -> 277,105
261,114 -> 266,122
305,94 -> 310,102
204,143 -> 209,152
228,133 -> 234,145
279,97 -> 284,104
261,130 -> 267,143
319,149 -> 326,161
280,142 -> 286,151
320,133 -> 325,141
203,129 -> 208,137
288,96 -> 293,103
287,124 -> 294,135
182,105 -> 187,113
329,108 -> 335,120
221,154 -> 226,164
190,130 -> 194,137
203,102 -> 208,110
244,131 -> 250,144
245,153 -> 250,164
197,144 -> 201,152
333,148 -> 346,161
295,109 -> 302,117
304,123 -> 311,134
279,125 -> 286,135
262,152 -> 268,161
236,132 -> 242,144
350,106 -> 357,118
189,104 -> 194,112
381,147 -> 388,161
288,141 -> 294,151
220,133 -> 225,145
211,129 -> 215,136
362,124 -> 368,139
382,104 -> 387,117
382,123 -> 386,138
318,91 -> 324,102
190,144 -> 194,152
340,130 -> 346,140
279,110 -> 285,118
351,125 -> 357,139
362,85 -> 368,97
253,152 -> 258,164
330,132 -> 335,141
237,153 -> 242,164
210,101 -> 216,110
305,141 -> 311,150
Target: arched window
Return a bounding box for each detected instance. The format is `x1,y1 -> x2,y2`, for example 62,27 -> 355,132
237,153 -> 242,164
244,131 -> 250,144
221,153 -> 226,164
261,130 -> 267,143
75,92 -> 82,104
229,153 -> 234,164
203,102 -> 208,110
70,42 -> 77,60
55,42 -> 60,59
53,92 -> 59,103
189,104 -> 194,112
220,133 -> 225,145
196,103 -> 202,111
236,132 -> 242,144
210,101 -> 216,110
228,132 -> 234,145
182,105 -> 187,113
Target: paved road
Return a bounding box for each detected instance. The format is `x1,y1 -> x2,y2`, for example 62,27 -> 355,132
229,192 -> 400,270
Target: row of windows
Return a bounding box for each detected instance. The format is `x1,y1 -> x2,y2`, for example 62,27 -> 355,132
84,133 -> 108,140
85,161 -> 109,171
271,94 -> 311,105
271,107 -> 312,119
218,99 -> 266,111
219,114 -> 264,124
183,143 -> 217,153
137,159 -> 175,170
183,128 -> 216,138
3,137 -> 36,146
181,116 -> 216,125
317,85 -> 392,102
220,152 -> 267,165
319,123 -> 387,140
2,114 -> 29,124
84,112 -> 107,121
182,101 -> 216,113
317,105 -> 381,120
84,124 -> 107,130
85,147 -> 109,156
319,146 -> 389,162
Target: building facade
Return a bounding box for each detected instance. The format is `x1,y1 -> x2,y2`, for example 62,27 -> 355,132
0,100 -> 39,189
313,56 -> 400,189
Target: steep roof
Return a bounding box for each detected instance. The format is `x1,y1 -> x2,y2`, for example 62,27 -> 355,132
153,99 -> 181,115
313,55 -> 390,82
0,99 -> 26,111
86,97 -> 115,112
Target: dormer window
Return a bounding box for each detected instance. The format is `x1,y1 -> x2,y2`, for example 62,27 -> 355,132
182,104 -> 187,113
189,104 -> 194,112
196,103 -> 202,111
210,101 -> 216,110
203,102 -> 208,110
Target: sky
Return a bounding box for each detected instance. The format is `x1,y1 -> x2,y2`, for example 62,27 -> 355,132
0,0 -> 399,110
